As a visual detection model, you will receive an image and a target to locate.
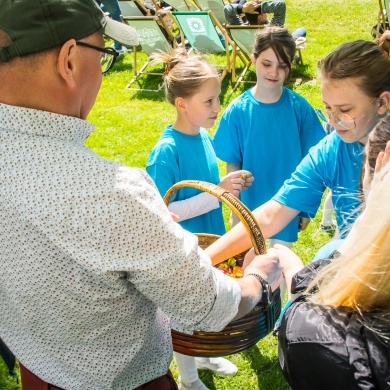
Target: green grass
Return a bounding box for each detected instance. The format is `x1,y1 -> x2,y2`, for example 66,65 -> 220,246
0,0 -> 378,388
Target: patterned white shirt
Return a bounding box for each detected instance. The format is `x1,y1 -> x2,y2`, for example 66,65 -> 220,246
0,103 -> 241,390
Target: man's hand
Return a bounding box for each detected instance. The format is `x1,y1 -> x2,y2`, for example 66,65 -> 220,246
242,1 -> 260,14
243,248 -> 283,291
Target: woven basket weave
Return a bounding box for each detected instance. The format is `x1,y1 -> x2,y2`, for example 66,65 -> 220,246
163,180 -> 281,357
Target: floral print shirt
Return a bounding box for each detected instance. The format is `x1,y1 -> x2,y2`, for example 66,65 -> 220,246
0,103 -> 240,390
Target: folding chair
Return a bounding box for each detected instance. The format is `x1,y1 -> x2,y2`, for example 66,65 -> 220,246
193,0 -> 227,25
164,0 -> 199,11
377,0 -> 390,37
227,25 -> 306,92
122,15 -> 176,91
171,11 -> 234,80
119,0 -> 150,16
226,25 -> 261,88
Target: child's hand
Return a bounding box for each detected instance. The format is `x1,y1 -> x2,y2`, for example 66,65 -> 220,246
366,140 -> 390,202
375,140 -> 390,175
272,244 -> 303,279
219,170 -> 254,197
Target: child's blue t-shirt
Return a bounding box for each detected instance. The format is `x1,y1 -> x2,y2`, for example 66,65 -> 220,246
213,87 -> 325,242
146,125 -> 225,235
274,131 -> 364,237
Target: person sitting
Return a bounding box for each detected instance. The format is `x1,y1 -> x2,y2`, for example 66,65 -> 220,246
97,0 -> 132,53
224,0 -> 286,27
275,115 -> 390,389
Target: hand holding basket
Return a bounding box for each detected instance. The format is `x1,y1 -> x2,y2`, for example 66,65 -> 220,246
163,180 -> 281,357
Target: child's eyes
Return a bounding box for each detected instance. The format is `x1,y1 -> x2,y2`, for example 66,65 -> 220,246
261,63 -> 287,69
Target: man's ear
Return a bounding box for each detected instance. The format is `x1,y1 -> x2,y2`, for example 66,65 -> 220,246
56,39 -> 77,88
175,96 -> 187,112
378,91 -> 390,115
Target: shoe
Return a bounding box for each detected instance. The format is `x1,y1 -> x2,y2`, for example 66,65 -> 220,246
178,378 -> 209,390
195,357 -> 238,377
114,46 -> 132,55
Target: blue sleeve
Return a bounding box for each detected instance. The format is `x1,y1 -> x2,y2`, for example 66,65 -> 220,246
146,142 -> 180,200
273,139 -> 328,217
213,101 -> 242,164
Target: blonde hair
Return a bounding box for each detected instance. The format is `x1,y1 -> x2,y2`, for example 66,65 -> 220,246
307,162 -> 390,314
151,48 -> 220,105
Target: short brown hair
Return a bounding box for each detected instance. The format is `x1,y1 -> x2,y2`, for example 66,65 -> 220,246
252,27 -> 295,77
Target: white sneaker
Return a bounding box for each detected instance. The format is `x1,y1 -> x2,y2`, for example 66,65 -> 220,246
195,357 -> 238,377
178,377 -> 209,390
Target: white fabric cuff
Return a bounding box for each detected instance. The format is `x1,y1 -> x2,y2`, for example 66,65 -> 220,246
168,192 -> 219,222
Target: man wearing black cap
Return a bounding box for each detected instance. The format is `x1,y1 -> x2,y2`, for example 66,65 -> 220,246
0,1 -> 282,389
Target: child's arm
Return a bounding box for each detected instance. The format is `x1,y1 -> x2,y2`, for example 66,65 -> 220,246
168,169 -> 253,221
168,192 -> 219,222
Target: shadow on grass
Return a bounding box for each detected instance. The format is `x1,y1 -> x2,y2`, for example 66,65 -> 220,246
197,345 -> 286,390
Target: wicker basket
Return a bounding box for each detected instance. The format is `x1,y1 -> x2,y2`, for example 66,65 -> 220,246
163,180 -> 281,357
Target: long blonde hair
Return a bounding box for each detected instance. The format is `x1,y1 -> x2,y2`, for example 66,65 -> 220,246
307,162 -> 390,313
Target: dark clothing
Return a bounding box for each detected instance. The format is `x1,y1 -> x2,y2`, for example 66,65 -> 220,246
277,259 -> 390,390
20,363 -> 178,390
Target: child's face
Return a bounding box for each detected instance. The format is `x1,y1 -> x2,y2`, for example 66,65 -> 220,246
321,78 -> 379,145
162,14 -> 173,30
252,47 -> 288,89
181,78 -> 221,132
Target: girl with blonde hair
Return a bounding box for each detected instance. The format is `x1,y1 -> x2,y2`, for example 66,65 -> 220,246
276,114 -> 390,389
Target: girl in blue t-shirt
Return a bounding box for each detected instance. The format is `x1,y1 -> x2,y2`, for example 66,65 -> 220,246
146,49 -> 253,390
213,27 -> 325,248
206,39 -> 390,267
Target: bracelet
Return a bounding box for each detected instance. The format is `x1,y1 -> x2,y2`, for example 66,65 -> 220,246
247,273 -> 272,309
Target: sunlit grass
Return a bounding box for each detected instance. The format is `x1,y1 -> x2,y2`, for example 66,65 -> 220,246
0,0 -> 378,388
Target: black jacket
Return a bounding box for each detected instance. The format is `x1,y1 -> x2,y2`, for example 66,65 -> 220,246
277,259 -> 390,390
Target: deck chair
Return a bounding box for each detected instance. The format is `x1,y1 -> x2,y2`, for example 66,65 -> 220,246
164,0 -> 199,11
171,11 -> 233,80
122,15 -> 176,91
119,0 -> 150,16
226,25 -> 263,92
193,0 -> 227,25
227,25 -> 306,92
376,0 -> 390,37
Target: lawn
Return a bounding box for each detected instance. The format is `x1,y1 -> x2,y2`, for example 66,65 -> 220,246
0,0 -> 379,388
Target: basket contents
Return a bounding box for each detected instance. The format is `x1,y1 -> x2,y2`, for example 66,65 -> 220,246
217,258 -> 243,278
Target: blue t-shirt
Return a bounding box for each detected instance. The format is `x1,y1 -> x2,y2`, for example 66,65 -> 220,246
213,87 -> 325,242
274,132 -> 364,238
146,125 -> 225,235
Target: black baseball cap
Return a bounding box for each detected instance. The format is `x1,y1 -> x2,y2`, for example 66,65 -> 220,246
0,0 -> 139,62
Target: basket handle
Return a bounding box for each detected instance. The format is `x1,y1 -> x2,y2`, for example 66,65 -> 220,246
163,180 -> 266,257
